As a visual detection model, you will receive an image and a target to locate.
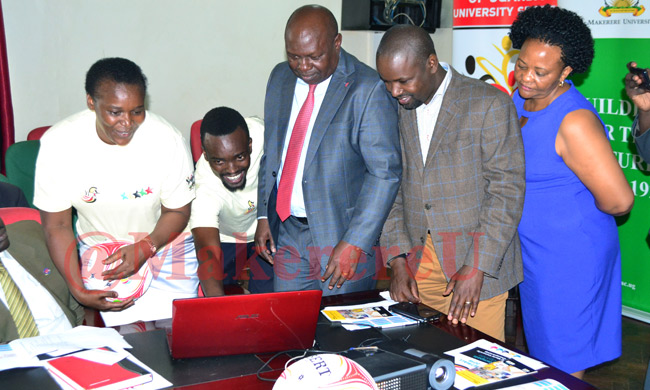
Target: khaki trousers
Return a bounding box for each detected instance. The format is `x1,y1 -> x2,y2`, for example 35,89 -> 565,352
415,234 -> 507,341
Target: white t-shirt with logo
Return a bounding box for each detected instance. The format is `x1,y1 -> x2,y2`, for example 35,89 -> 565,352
34,109 -> 198,326
35,109 -> 195,244
190,117 -> 263,244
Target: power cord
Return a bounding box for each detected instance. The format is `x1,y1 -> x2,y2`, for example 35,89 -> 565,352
255,335 -> 392,383
383,0 -> 427,27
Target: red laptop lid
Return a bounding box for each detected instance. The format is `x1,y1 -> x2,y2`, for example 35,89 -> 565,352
170,290 -> 322,359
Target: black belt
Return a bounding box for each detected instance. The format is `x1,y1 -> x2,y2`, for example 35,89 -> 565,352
292,216 -> 309,225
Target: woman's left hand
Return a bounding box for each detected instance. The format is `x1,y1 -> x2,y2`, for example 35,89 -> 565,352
102,240 -> 152,280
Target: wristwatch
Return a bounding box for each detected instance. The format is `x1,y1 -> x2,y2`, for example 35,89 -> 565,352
141,236 -> 157,258
386,253 -> 408,269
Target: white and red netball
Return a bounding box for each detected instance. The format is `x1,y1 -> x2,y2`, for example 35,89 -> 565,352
273,354 -> 378,390
80,241 -> 152,302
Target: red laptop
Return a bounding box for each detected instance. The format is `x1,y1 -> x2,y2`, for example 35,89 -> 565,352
168,290 -> 323,359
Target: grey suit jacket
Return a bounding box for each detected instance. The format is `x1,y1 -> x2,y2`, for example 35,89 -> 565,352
258,49 -> 402,259
381,67 -> 525,299
1,220 -> 84,343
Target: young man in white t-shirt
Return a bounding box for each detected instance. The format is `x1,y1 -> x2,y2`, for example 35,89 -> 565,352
190,107 -> 274,296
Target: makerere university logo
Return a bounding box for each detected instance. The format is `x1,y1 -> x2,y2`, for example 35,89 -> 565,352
599,0 -> 645,16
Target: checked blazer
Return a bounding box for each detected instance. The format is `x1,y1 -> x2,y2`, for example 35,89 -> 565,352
381,66 -> 525,300
258,49 -> 402,261
0,220 -> 84,342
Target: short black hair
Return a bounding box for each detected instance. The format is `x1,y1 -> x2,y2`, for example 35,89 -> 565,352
377,24 -> 436,63
85,57 -> 148,99
509,5 -> 594,75
200,107 -> 249,145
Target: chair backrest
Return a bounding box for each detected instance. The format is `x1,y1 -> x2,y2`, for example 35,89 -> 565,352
5,140 -> 40,208
190,119 -> 202,163
0,207 -> 41,225
27,126 -> 51,141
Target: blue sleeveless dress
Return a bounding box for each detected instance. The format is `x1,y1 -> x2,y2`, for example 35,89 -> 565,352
513,82 -> 622,373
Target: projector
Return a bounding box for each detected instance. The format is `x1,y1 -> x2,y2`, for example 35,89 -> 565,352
343,348 -> 428,390
342,340 -> 455,390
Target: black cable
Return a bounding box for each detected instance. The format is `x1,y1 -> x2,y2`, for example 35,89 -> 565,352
256,349 -> 307,383
256,344 -> 386,383
258,321 -> 395,382
256,348 -> 349,382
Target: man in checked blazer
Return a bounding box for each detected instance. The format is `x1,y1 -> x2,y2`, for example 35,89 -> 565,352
255,5 -> 401,294
0,217 -> 84,342
376,25 -> 525,341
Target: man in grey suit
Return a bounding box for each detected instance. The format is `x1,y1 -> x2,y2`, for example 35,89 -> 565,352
0,217 -> 84,342
255,5 -> 401,294
376,25 -> 524,341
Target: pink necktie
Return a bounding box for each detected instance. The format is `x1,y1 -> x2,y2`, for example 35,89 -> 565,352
276,84 -> 317,222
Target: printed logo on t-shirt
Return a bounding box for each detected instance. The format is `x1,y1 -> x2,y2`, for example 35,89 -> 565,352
245,200 -> 256,214
121,187 -> 154,200
81,187 -> 99,203
186,173 -> 195,190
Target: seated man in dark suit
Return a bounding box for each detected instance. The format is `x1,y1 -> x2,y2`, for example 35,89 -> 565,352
0,182 -> 29,208
0,216 -> 84,342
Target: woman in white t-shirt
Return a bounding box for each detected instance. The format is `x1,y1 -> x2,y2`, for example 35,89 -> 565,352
34,58 -> 198,326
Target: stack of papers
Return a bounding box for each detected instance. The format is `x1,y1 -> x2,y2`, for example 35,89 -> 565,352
0,326 -> 172,390
46,348 -> 154,390
1,326 -> 132,371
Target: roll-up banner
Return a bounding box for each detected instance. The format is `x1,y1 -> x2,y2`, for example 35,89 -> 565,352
452,0 -> 650,322
558,0 -> 650,323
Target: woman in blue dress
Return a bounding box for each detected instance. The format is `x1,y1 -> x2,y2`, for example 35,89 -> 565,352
509,5 -> 634,378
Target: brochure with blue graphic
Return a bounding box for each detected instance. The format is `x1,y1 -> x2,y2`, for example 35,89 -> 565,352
321,300 -> 418,330
445,339 -> 547,389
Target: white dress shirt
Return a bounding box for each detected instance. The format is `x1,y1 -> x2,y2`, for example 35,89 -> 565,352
0,251 -> 72,336
277,76 -> 332,218
416,62 -> 452,163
